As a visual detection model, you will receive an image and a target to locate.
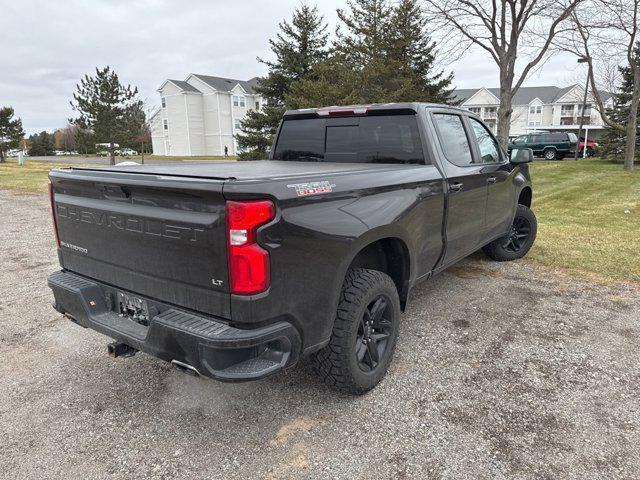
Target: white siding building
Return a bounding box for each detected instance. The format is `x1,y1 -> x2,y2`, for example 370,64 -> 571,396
454,85 -> 613,140
150,74 -> 263,156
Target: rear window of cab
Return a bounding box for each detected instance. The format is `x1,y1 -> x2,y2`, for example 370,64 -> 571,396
273,115 -> 425,164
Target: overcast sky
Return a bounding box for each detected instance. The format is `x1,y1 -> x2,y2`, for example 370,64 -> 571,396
2,0 -> 585,135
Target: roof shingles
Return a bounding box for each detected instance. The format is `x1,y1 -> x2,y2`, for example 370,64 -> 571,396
454,85 -> 610,105
167,79 -> 201,93
190,74 -> 260,94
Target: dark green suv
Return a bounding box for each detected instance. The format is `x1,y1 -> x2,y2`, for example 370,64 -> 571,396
508,132 -> 578,160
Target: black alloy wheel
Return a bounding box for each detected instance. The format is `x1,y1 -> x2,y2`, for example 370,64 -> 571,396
502,215 -> 532,253
482,204 -> 538,262
355,295 -> 394,372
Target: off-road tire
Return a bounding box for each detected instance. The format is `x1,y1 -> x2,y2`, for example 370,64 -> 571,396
483,204 -> 537,262
312,268 -> 400,395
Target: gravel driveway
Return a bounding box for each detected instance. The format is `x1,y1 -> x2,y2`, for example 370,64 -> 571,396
1,190 -> 638,480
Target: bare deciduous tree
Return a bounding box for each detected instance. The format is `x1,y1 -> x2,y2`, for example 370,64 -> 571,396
560,0 -> 638,170
424,0 -> 583,147
54,124 -> 79,151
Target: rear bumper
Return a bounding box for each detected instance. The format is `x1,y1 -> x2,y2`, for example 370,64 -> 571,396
48,270 -> 301,382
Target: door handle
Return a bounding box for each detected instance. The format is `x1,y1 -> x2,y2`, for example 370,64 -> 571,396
487,176 -> 497,184
449,182 -> 464,192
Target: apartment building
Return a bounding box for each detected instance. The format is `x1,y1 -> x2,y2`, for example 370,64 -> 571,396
150,74 -> 263,156
454,85 -> 613,140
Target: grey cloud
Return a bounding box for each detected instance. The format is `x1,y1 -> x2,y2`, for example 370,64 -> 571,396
1,0 -> 580,134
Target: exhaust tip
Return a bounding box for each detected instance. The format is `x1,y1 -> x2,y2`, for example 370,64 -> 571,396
171,359 -> 200,377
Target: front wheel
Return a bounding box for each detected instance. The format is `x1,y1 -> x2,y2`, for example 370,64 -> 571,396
544,148 -> 557,160
483,204 -> 537,262
312,268 -> 400,395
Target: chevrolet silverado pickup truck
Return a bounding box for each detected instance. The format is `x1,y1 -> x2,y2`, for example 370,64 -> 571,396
48,103 -> 537,394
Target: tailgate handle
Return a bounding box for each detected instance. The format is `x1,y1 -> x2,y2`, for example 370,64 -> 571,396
101,185 -> 130,200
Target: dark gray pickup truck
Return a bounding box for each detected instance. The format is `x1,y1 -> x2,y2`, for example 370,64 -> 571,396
48,103 -> 536,394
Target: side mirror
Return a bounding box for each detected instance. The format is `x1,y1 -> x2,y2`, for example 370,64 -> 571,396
510,147 -> 533,164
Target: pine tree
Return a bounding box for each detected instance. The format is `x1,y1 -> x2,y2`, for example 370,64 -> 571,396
236,4 -> 328,159
287,53 -> 360,108
28,131 -> 56,156
336,0 -> 391,67
338,0 -> 395,102
74,128 -> 96,155
70,66 -> 139,165
0,107 -> 25,162
601,46 -> 640,161
386,0 -> 455,103
290,0 -> 455,106
119,101 -> 147,149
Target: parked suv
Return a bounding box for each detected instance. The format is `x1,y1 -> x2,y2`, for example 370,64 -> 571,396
508,132 -> 578,160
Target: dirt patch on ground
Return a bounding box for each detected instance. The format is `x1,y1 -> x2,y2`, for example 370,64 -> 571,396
1,190 -> 639,479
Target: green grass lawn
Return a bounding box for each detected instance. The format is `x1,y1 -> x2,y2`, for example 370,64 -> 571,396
1,158 -> 638,283
529,158 -> 639,283
0,161 -> 95,194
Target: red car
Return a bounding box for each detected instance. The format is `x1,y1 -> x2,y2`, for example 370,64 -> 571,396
578,137 -> 599,157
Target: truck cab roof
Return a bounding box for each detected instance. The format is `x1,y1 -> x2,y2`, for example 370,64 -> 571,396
283,102 -> 470,119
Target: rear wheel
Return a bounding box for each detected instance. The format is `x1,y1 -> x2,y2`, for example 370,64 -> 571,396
483,204 -> 537,262
544,148 -> 557,160
312,268 -> 400,395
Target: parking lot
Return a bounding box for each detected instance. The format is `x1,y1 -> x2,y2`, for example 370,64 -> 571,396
1,189 -> 639,480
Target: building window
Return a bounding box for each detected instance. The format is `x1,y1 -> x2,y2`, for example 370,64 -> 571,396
483,107 -> 497,119
161,97 -> 166,108
234,119 -> 242,131
468,107 -> 482,115
233,95 -> 246,107
578,103 -> 592,115
163,119 -> 168,130
561,104 -> 574,115
255,101 -> 260,110
529,105 -> 542,114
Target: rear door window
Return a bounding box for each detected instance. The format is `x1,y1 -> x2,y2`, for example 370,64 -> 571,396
433,113 -> 474,166
273,115 -> 425,164
546,133 -> 566,142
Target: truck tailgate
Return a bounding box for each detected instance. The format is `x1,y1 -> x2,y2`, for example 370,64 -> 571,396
49,168 -> 230,319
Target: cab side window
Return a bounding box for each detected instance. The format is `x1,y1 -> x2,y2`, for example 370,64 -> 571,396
469,118 -> 501,163
433,113 -> 474,166
515,135 -> 528,144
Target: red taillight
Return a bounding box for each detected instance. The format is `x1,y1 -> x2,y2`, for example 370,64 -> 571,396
226,200 -> 275,295
49,182 -> 60,247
